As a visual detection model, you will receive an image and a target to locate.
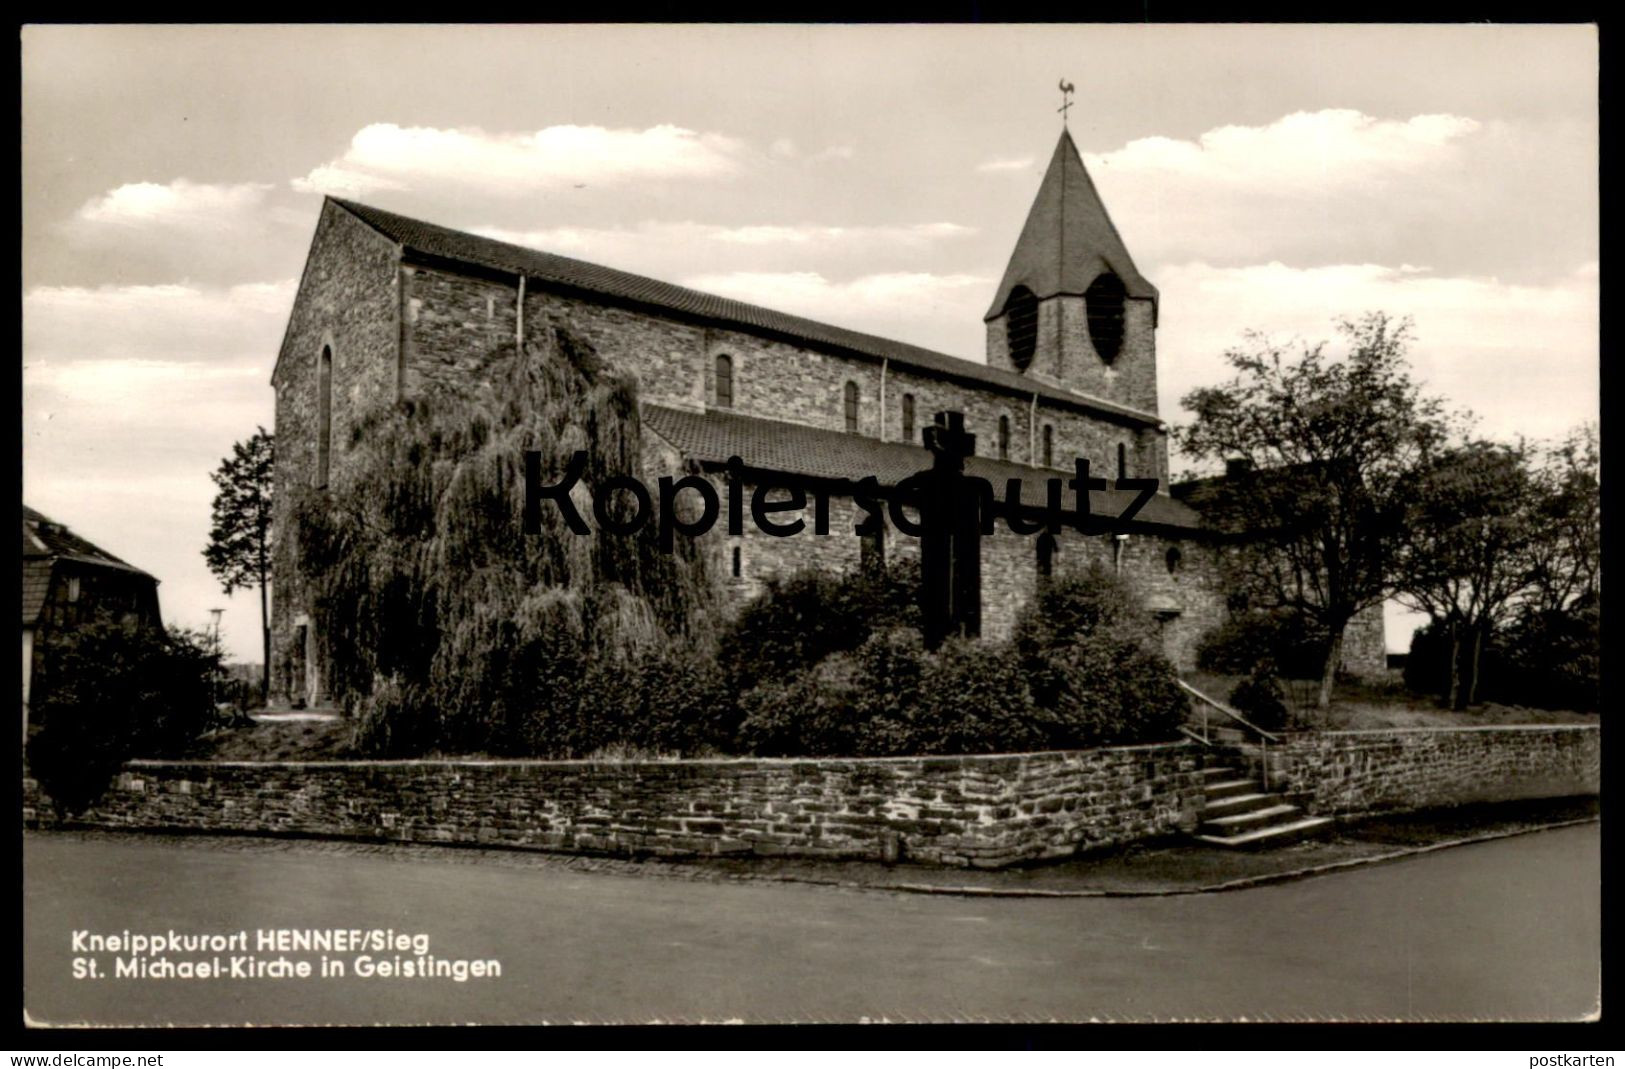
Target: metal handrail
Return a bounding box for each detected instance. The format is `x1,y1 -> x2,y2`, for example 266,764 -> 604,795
1176,679 -> 1281,792
1176,679 -> 1282,743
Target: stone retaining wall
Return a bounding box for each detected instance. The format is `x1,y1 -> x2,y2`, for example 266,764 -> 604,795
1259,725 -> 1600,817
22,745 -> 1206,869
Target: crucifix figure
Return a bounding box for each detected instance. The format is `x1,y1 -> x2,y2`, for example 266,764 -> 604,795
918,411 -> 982,650
1057,78 -> 1076,125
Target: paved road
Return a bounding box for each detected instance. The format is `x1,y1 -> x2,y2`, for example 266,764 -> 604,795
23,824 -> 1598,1025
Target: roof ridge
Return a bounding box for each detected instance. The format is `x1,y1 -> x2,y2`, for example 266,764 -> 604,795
329,198 -> 1163,428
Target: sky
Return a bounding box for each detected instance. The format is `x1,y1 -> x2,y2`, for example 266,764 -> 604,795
21,24 -> 1599,663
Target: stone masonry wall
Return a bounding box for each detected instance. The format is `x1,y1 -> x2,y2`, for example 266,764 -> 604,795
985,295 -> 1159,415
1260,725 -> 1599,818
23,745 -> 1207,869
270,201 -> 403,706
387,261 -> 1171,482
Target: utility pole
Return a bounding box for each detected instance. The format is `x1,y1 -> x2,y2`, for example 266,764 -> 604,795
209,608 -> 225,707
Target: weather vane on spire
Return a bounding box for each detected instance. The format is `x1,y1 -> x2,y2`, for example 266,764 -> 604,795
1058,78 -> 1076,125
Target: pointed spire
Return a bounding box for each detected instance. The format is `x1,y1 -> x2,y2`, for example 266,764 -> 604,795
984,129 -> 1158,321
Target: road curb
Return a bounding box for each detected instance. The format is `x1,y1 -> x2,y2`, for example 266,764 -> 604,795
852,817 -> 1601,899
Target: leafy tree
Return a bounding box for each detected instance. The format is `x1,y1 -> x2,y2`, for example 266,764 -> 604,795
1526,423 -> 1600,616
1178,313 -> 1452,711
203,428 -> 274,704
1392,439 -> 1540,708
26,616 -> 222,816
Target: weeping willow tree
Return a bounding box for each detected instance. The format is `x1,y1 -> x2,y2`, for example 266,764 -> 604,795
288,326 -> 724,757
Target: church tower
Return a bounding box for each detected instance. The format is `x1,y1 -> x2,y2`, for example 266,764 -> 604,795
984,129 -> 1160,416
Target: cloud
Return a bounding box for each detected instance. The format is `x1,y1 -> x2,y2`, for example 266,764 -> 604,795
976,155 -> 1034,173
293,122 -> 749,196
1080,109 -> 1541,272
808,145 -> 855,163
1092,110 -> 1479,194
70,178 -> 275,233
23,280 -> 296,368
1157,260 -> 1599,447
291,165 -> 407,197
58,179 -> 308,283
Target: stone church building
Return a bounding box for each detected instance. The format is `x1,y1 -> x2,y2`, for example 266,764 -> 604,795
269,129 -> 1384,707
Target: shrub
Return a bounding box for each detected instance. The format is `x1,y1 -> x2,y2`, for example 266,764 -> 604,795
1497,601 -> 1600,712
26,618 -> 223,816
1228,659 -> 1290,731
1403,602 -> 1600,713
1011,563 -> 1187,748
911,637 -> 1051,755
717,558 -> 919,698
1195,611 -> 1328,679
737,654 -> 861,757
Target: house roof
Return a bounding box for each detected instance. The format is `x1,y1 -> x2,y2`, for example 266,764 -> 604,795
331,197 -> 1164,429
22,559 -> 52,628
984,129 -> 1158,321
642,404 -> 1204,532
23,506 -> 157,626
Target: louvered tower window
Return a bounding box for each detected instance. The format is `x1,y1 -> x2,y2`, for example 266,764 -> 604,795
1085,273 -> 1127,362
1004,285 -> 1039,371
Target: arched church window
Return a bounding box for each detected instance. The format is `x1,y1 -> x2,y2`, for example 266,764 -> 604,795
1037,532 -> 1057,578
1042,424 -> 1054,468
998,415 -> 1011,460
715,354 -> 734,408
316,344 -> 333,488
1118,442 -> 1128,480
1085,273 -> 1127,362
1166,547 -> 1183,575
844,381 -> 860,434
902,393 -> 915,441
1004,285 -> 1039,371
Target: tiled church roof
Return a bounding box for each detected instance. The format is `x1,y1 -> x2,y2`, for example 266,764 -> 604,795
642,404 -> 1203,532
985,129 -> 1159,320
333,198 -> 1165,429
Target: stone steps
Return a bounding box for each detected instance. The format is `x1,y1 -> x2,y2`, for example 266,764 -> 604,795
1192,762 -> 1335,850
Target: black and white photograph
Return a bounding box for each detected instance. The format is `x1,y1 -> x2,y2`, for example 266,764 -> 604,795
20,23 -> 1600,1029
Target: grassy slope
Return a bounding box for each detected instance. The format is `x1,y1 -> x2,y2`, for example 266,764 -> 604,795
1182,669 -> 1596,731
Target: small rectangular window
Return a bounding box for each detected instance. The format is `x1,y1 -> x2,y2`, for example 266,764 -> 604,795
67,576 -> 81,603
844,382 -> 860,434
902,394 -> 915,441
732,545 -> 742,578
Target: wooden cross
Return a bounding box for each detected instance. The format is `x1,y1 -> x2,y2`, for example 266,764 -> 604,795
1058,78 -> 1076,125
